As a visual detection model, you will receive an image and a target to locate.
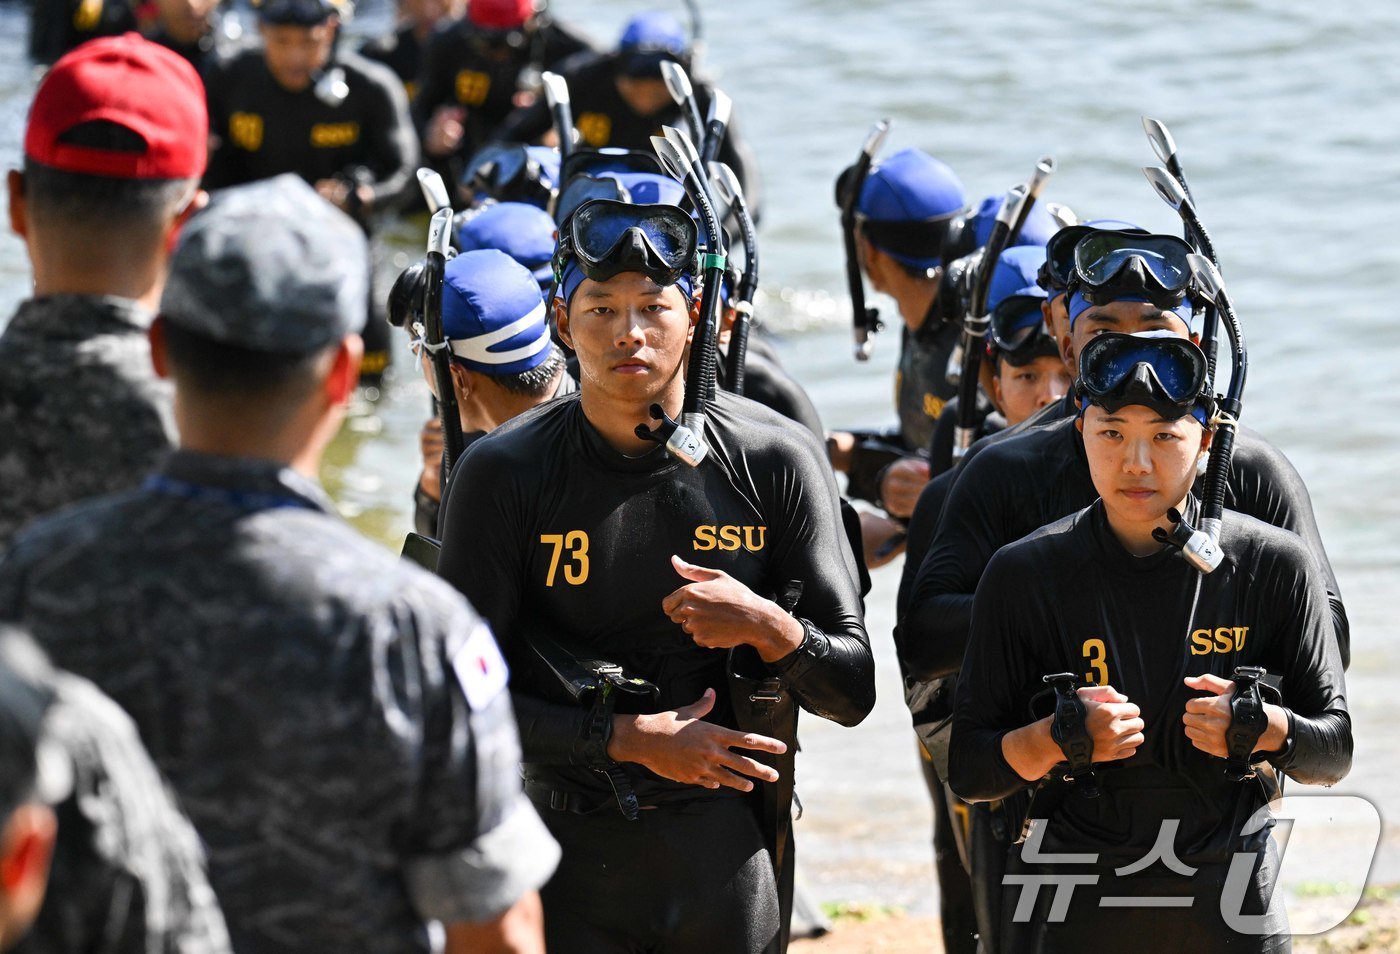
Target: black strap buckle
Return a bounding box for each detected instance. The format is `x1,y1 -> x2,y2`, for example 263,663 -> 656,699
1043,673 -> 1100,798
1224,665 -> 1269,782
582,683 -> 642,820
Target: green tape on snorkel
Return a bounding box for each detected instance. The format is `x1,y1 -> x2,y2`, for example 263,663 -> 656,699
703,253 -> 727,271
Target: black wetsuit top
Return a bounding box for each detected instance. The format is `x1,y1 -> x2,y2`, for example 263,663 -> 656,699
950,501 -> 1350,950
437,391 -> 874,807
927,394 -> 1002,479
204,49 -> 419,221
412,19 -> 594,158
493,54 -> 762,218
29,0 -> 136,65
898,390 -> 1076,613
844,319 -> 960,506
901,416 -> 1349,682
148,26 -> 217,74
360,25 -> 426,99
715,348 -> 823,440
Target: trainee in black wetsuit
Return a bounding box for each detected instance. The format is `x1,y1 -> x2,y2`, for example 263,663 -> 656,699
204,49 -> 418,217
900,391 -> 1077,611
436,390 -> 873,952
900,415 -> 1350,682
844,320 -> 960,505
28,0 -> 135,65
493,54 -> 762,216
951,499 -> 1350,952
411,18 -> 594,159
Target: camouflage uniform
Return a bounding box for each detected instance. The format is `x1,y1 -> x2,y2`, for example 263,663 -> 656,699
0,296 -> 175,548
0,176 -> 559,953
0,628 -> 231,954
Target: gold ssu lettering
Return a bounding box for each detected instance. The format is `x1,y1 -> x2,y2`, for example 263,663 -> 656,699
692,526 -> 766,553
455,69 -> 491,106
310,122 -> 360,148
1189,626 -> 1249,655
229,112 -> 264,151
576,112 -> 612,147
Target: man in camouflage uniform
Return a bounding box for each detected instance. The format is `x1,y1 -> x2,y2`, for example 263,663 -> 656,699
0,627 -> 231,953
0,34 -> 208,549
0,175 -> 558,954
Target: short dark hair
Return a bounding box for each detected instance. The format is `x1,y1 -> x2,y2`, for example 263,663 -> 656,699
457,343 -> 566,399
161,321 -> 331,399
22,121 -> 195,232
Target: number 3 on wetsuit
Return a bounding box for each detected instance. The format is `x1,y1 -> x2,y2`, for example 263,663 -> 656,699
1082,638 -> 1109,686
540,532 -> 590,586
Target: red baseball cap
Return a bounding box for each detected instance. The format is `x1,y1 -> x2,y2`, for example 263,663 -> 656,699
24,34 -> 208,180
468,0 -> 533,29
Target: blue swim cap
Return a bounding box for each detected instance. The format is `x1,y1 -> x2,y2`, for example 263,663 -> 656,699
619,11 -> 688,54
857,148 -> 966,269
606,171 -> 687,208
557,257 -> 694,308
971,193 -> 1060,250
456,202 -> 557,294
1067,292 -> 1194,329
442,249 -> 553,375
987,245 -> 1048,314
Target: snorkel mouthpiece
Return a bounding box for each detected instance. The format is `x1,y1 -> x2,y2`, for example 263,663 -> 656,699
1153,509 -> 1224,573
634,403 -> 708,466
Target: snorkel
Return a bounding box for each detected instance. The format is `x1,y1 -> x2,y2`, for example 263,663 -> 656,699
699,88 -> 732,166
636,126 -> 727,467
660,60 -> 707,152
387,170 -> 467,481
952,156 -> 1055,457
709,162 -> 759,396
541,71 -> 575,164
422,206 -> 466,475
1138,139 -> 1248,574
1141,117 -> 1220,383
839,119 -> 892,360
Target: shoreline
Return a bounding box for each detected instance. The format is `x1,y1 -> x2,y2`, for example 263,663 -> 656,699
792,886 -> 1400,953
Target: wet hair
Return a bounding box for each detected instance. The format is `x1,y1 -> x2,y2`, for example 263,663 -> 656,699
22,122 -> 196,233
161,321 -> 332,400
454,343 -> 566,399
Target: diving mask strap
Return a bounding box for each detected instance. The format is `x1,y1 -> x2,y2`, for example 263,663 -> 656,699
1043,672 -> 1101,798
1224,665 -> 1269,782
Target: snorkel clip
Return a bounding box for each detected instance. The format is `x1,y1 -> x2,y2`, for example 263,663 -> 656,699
1153,508 -> 1223,574
635,404 -> 708,467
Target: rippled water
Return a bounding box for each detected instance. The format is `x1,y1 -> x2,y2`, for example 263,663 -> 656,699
1,0 -> 1396,915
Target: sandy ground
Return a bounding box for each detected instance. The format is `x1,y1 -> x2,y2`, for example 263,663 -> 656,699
790,888 -> 1400,953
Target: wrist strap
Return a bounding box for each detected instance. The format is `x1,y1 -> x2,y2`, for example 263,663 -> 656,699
1225,665 -> 1269,782
1043,673 -> 1100,798
580,684 -> 641,820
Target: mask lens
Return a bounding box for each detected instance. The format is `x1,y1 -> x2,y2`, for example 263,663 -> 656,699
1074,232 -> 1193,291
1080,334 -> 1205,404
989,295 -> 1045,353
567,199 -> 697,285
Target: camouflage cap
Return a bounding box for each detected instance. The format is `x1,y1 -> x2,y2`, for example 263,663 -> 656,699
162,175 -> 368,355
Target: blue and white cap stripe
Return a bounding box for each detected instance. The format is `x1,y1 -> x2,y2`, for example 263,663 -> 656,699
448,298 -> 551,367
442,249 -> 555,376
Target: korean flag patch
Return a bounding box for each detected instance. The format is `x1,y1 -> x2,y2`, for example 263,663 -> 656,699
453,622 -> 510,710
